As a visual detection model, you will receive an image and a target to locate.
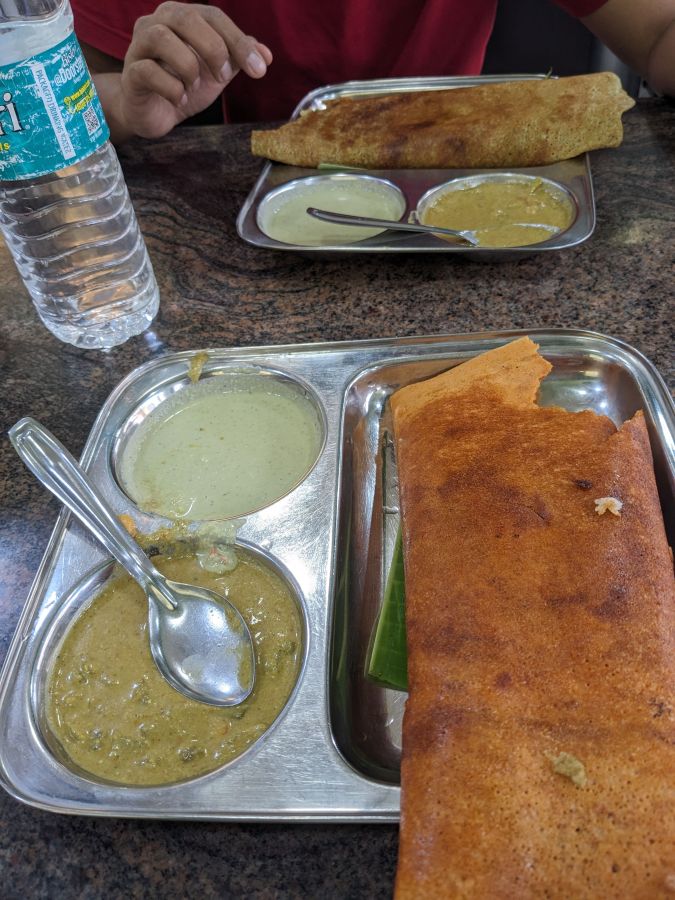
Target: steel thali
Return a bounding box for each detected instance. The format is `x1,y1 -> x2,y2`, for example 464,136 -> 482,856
0,328 -> 673,820
237,75 -> 596,258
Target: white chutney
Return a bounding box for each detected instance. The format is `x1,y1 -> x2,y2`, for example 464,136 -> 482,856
117,373 -> 323,520
257,173 -> 406,246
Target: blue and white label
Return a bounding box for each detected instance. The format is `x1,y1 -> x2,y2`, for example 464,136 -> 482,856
0,32 -> 109,181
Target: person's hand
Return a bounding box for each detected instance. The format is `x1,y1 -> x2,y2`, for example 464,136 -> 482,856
118,1 -> 272,139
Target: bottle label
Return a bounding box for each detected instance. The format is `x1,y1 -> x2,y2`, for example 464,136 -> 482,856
0,32 -> 109,181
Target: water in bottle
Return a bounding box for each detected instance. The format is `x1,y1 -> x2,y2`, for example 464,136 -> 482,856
0,0 -> 159,349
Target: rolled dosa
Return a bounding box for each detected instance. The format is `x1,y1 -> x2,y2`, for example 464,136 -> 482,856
251,73 -> 635,168
390,337 -> 675,898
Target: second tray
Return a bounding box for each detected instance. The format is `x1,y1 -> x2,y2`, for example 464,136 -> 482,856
237,75 -> 596,257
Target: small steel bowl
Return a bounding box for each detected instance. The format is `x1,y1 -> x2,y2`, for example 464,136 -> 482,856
31,540 -> 310,789
415,172 -> 577,248
256,172 -> 407,246
111,364 -> 327,522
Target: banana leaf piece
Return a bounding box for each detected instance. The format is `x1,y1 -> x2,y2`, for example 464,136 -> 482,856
366,526 -> 407,691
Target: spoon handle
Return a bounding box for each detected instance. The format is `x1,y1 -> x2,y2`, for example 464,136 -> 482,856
306,207 -> 478,245
9,417 -> 176,610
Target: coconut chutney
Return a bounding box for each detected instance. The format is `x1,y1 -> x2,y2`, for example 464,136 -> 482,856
257,174 -> 406,245
117,373 -> 323,520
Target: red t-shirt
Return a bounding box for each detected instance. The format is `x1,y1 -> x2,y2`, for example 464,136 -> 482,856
71,0 -> 608,123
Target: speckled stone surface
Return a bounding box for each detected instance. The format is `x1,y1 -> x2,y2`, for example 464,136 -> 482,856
0,100 -> 672,899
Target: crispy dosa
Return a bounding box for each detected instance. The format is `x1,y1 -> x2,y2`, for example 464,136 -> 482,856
390,338 -> 675,899
251,73 -> 635,168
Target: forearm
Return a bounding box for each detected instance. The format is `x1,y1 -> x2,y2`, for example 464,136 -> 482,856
645,19 -> 675,95
582,0 -> 675,98
92,72 -> 135,144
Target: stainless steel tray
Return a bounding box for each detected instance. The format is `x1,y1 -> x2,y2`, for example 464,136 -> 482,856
237,75 -> 596,257
0,329 -> 672,820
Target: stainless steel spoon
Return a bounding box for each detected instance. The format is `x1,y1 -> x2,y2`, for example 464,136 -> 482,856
307,207 -> 560,245
9,417 -> 255,707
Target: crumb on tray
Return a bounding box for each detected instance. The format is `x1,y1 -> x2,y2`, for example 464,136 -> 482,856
117,514 -> 137,537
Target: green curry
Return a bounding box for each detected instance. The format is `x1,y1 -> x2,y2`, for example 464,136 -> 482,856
46,550 -> 302,786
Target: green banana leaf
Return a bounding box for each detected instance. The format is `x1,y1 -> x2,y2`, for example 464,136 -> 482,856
366,525 -> 407,691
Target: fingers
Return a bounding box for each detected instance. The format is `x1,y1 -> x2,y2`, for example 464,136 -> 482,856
128,25 -> 202,94
205,18 -> 272,81
123,57 -> 189,108
221,39 -> 273,82
130,2 -> 272,89
191,5 -> 273,80
247,41 -> 274,79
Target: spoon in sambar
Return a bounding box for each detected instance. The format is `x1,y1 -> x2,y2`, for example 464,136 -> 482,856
307,207 -> 560,245
10,417 -> 255,707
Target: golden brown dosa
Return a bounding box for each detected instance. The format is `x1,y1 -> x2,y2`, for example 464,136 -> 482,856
390,337 -> 675,899
251,73 -> 635,168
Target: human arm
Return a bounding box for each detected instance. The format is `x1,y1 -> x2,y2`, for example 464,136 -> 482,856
82,2 -> 272,143
581,0 -> 675,95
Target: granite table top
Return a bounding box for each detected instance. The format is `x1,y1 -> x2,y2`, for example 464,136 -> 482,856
0,99 -> 672,899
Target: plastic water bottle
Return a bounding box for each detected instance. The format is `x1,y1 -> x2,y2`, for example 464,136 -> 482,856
0,0 -> 159,349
